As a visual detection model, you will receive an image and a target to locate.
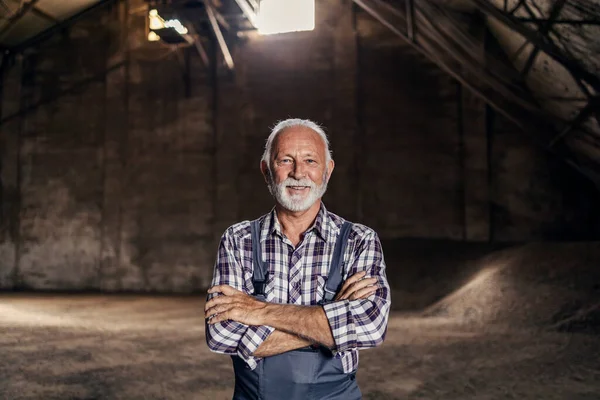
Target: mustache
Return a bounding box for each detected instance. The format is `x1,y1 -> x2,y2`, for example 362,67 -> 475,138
280,178 -> 317,188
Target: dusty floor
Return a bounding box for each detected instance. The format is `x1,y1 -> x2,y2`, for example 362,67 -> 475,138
0,294 -> 598,400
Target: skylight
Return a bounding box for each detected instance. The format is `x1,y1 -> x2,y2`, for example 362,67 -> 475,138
256,0 -> 315,35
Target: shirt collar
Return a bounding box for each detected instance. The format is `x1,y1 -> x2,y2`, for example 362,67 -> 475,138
260,207 -> 279,242
308,203 -> 330,242
261,202 -> 333,243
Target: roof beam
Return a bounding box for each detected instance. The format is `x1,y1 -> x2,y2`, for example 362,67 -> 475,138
10,0 -> 118,54
212,7 -> 230,31
30,6 -> 58,23
206,3 -> 234,70
521,0 -> 567,78
352,0 -> 599,186
184,21 -> 210,67
509,0 -> 526,15
232,0 -> 258,27
472,0 -> 600,94
516,17 -> 600,26
352,0 -> 530,131
0,0 -> 41,39
406,0 -> 415,41
548,97 -> 600,148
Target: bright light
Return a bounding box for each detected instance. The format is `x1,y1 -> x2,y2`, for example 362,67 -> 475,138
148,31 -> 161,42
164,19 -> 188,35
256,0 -> 315,35
149,9 -> 165,30
148,8 -> 189,40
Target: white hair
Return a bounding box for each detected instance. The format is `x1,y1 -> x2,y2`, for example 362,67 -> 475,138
261,118 -> 333,169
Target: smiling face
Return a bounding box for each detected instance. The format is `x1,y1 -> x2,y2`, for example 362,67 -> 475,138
262,126 -> 334,213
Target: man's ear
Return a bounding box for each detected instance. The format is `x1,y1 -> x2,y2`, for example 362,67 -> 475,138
326,159 -> 335,181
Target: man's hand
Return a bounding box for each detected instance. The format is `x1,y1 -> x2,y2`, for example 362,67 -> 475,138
205,285 -> 267,325
335,271 -> 378,301
206,272 -> 377,326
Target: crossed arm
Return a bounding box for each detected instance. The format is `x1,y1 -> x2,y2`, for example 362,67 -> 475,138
205,228 -> 391,367
206,271 -> 377,357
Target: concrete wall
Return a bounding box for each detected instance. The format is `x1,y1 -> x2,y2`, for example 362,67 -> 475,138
0,0 -> 596,292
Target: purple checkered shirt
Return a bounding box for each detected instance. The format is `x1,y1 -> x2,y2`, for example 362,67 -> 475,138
206,203 -> 391,373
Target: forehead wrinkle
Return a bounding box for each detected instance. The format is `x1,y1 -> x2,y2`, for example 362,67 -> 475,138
270,128 -> 328,166
277,143 -> 323,158
282,150 -> 318,157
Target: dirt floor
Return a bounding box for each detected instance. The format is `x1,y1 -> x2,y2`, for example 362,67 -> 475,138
1,241 -> 599,399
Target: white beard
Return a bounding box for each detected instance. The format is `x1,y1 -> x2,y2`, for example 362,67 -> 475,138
268,171 -> 329,212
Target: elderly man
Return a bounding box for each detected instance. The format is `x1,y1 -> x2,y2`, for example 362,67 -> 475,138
205,118 -> 391,400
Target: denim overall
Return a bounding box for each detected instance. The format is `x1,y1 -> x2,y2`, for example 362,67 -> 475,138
230,220 -> 361,400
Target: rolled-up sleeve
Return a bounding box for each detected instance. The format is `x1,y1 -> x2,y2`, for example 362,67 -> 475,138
322,230 -> 391,354
205,228 -> 275,369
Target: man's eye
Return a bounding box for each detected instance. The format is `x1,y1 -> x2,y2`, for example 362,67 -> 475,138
306,159 -> 316,164
280,159 -> 292,164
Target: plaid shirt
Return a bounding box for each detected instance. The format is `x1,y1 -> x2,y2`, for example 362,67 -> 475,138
206,204 -> 391,373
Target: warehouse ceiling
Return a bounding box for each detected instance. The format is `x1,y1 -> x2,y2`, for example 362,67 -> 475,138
0,0 -> 108,48
481,0 -> 600,182
352,0 -> 600,186
1,0 -> 599,184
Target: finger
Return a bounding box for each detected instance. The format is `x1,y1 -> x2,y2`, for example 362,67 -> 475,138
204,296 -> 235,312
208,307 -> 244,325
336,271 -> 367,300
207,311 -> 231,324
346,271 -> 368,288
207,285 -> 222,294
208,285 -> 241,295
339,271 -> 367,294
349,277 -> 377,293
338,277 -> 377,300
351,277 -> 377,290
349,285 -> 378,300
205,304 -> 234,319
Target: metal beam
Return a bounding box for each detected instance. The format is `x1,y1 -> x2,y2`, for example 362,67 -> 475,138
232,0 -> 257,27
10,0 -> 118,53
521,0 -> 567,78
206,4 -> 234,70
518,0 -> 597,126
204,0 -> 231,30
516,17 -> 600,26
352,0 -> 530,132
370,0 -> 403,18
472,0 -> 600,94
0,0 -> 41,39
185,22 -> 209,67
548,97 -> 600,148
510,39 -> 531,62
415,1 -> 540,112
352,0 -> 599,186
213,7 -> 230,31
30,6 -> 58,23
509,0 -> 526,15
406,0 -> 415,41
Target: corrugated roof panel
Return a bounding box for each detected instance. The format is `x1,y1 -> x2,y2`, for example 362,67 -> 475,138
0,0 -> 104,48
36,0 -> 102,21
0,12 -> 53,47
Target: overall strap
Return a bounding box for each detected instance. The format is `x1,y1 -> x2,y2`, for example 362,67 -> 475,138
250,219 -> 268,300
322,221 -> 353,303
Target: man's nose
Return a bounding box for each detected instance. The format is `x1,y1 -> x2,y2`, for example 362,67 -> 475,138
291,162 -> 306,179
